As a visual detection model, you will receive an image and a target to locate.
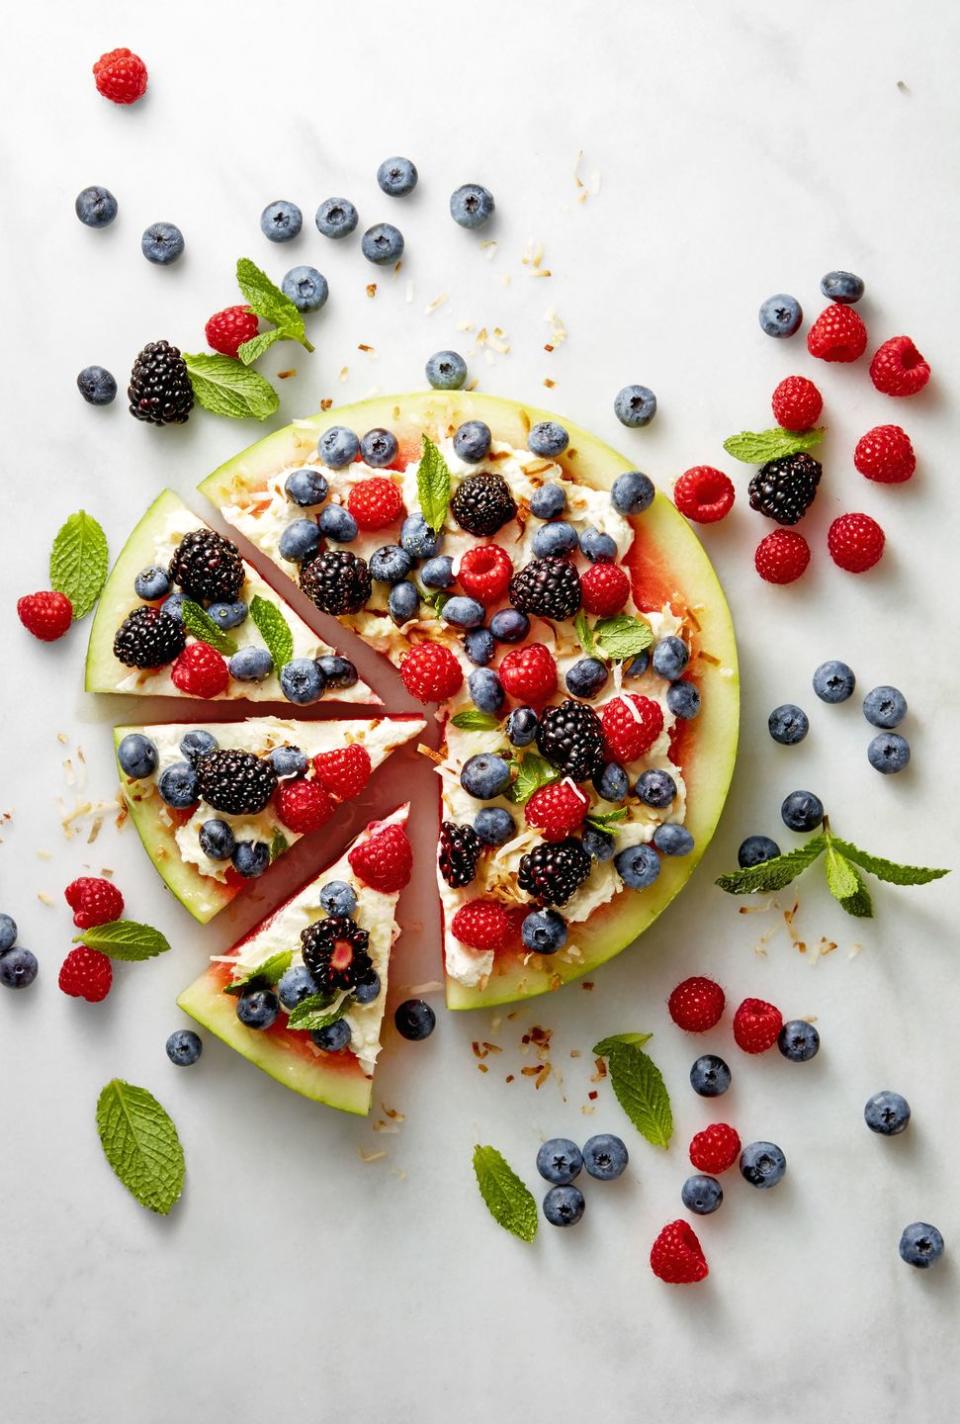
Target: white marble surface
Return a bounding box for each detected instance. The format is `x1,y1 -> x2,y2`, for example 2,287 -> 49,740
3,2 -> 958,1420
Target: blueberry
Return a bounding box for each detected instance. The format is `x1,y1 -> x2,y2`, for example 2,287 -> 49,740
780,790 -> 824,832
536,1138 -> 582,1184
635,769 -> 676,808
281,265 -> 328,312
165,1029 -> 202,1066
158,762 -> 199,809
768,704 -> 809,745
361,223 -> 404,265
566,657 -> 609,700
468,668 -> 504,713
394,998 -> 436,1041
820,270 -> 864,304
899,1222 -> 944,1269
207,600 -> 248,630
690,1054 -> 731,1097
285,468 -> 329,506
864,1090 -> 911,1136
260,201 -> 302,242
0,947 -> 38,990
401,514 -> 444,559
579,526 -> 618,563
280,658 -> 327,704
279,518 -> 322,563
778,1020 -> 820,1062
583,1133 -> 628,1181
360,428 -> 399,467
315,198 -> 359,239
654,823 -> 694,856
421,555 -> 456,590
0,914 -> 17,952
317,655 -> 359,690
313,1018 -> 352,1052
141,222 -> 185,264
530,483 -> 566,519
442,596 -> 485,629
231,842 -> 270,879
489,609 -> 530,644
318,505 -> 359,542
543,1185 -> 585,1227
389,581 -> 420,625
667,681 -> 701,719
582,826 -> 615,861
229,646 -> 274,682
506,707 -> 538,746
425,350 -> 467,390
522,908 -> 567,955
453,421 -> 492,464
78,365 -> 118,405
682,1174 -> 723,1215
615,843 -> 661,888
652,637 -> 689,681
270,746 -> 308,778
533,520 -> 578,558
370,545 -> 413,584
75,186 -> 118,227
354,972 -> 381,1006
624,651 -> 650,678
450,183 -> 495,229
319,881 -> 358,917
614,385 -> 657,428
611,470 -> 655,514
117,732 -> 158,779
236,988 -> 279,1029
813,660 -> 856,703
161,592 -> 185,621
463,627 -> 495,666
868,732 -> 911,775
198,819 -> 235,861
863,685 -> 907,729
474,807 -> 516,846
758,294 -> 802,337
738,834 -> 781,868
739,1141 -> 786,1188
377,156 -> 418,197
318,426 -> 360,469
528,421 -> 569,457
460,753 -> 511,799
594,761 -> 629,802
180,729 -> 218,763
277,964 -> 319,1010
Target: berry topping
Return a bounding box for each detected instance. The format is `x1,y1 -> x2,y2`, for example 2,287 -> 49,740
536,700 -> 605,781
300,549 -> 372,614
854,424 -> 916,483
806,303 -> 868,362
438,821 -> 481,889
64,877 -> 124,929
600,694 -> 664,763
275,779 -> 334,834
197,749 -> 278,816
748,452 -> 822,525
450,900 -> 512,951
17,591 -> 73,642
205,305 -> 259,358
668,975 -> 725,1032
127,341 -> 194,425
113,605 -> 186,668
517,838 -> 592,906
771,375 -> 823,432
313,744 -> 372,800
754,528 -> 811,584
509,556 -> 582,620
171,642 -> 230,699
869,336 -> 930,397
732,997 -> 783,1054
458,544 -> 513,605
525,780 -> 589,841
400,641 -> 463,703
449,472 -> 517,536
348,477 -> 404,529
689,1123 -> 742,1174
300,915 -> 372,994
650,1220 -> 708,1284
169,528 -> 244,604
499,643 -> 558,703
59,945 -> 112,1002
827,513 -> 885,573
673,466 -> 735,523
348,821 -> 413,892
93,47 -> 148,104
579,561 -> 630,616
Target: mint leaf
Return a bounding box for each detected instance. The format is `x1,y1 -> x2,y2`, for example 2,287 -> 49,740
286,992 -> 344,1032
450,710 -> 501,732
586,807 -> 628,829
235,258 -> 314,353
829,838 -> 950,887
593,1032 -> 652,1055
236,328 -> 281,366
269,828 -> 289,863
180,598 -> 238,655
837,861 -> 874,918
74,920 -> 171,961
574,611 -> 597,657
472,1145 -> 538,1242
507,752 -> 558,806
824,844 -> 860,903
96,1079 -> 185,1215
716,835 -> 827,894
224,949 -> 292,995
723,427 -> 824,464
593,1038 -> 672,1148
417,435 -> 451,534
249,594 -> 293,670
183,352 -> 280,421
593,613 -> 653,661
50,511 -> 109,620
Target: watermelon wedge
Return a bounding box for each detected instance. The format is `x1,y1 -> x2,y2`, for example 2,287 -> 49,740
177,805 -> 411,1114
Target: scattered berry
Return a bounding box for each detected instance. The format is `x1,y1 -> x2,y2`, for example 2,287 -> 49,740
543,1184 -> 585,1227
758,293 -> 802,338
77,365 -> 118,405
739,1140 -> 787,1189
580,561 -> 630,616
689,1123 -> 741,1174
899,1223 -> 944,1269
458,544 -> 513,605
870,336 -> 930,397
733,997 -> 783,1054
315,198 -> 358,239
64,877 -> 123,929
141,222 -> 185,266
128,340 -> 194,425
868,732 -> 911,774
400,642 -> 463,702
0,914 -> 16,953
313,743 -> 372,800
450,183 -> 494,229
754,528 -> 811,584
425,350 -> 467,390
361,223 -> 404,264
601,694 -> 664,763
376,156 -> 418,196
682,1175 -> 723,1215
650,1220 -> 708,1284
75,186 -> 118,228
768,703 -> 809,745
0,947 -> 39,990
394,998 -> 436,1041
689,1054 -> 731,1097
738,835 -> 781,868
668,976 -> 725,1033
451,899 -> 512,952
864,1090 -> 911,1135
611,470 -> 655,514
348,477 -> 403,530
525,780 -> 588,841
827,512 -> 885,573
17,591 -> 73,642
205,305 -> 259,358
93,47 -> 147,104
582,1134 -> 628,1180
673,466 -> 735,523
281,266 -> 328,312
59,945 -> 112,1002
781,789 -> 824,832
813,659 -> 855,703
820,270 -> 864,304
171,642 -> 230,699
771,375 -> 823,432
166,1030 -> 202,1066
863,685 -> 907,729
614,384 -> 657,427
536,1138 -> 582,1185
260,200 -> 302,242
749,452 -> 821,525
499,643 -> 558,703
807,303 -> 867,362
778,1020 -> 820,1062
854,425 -> 915,483
347,821 -> 413,893
276,778 -> 333,834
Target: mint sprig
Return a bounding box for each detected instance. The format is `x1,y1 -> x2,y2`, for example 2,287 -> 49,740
472,1145 -> 538,1242
269,828 -> 289,863
416,435 -> 452,534
574,611 -> 652,662
183,352 -> 279,421
235,257 -> 315,358
593,1035 -> 672,1148
180,599 -> 239,656
96,1079 -> 185,1215
74,920 -> 171,961
224,949 -> 292,996
286,991 -> 346,1032
723,427 -> 824,464
50,511 -> 109,620
506,752 -> 557,806
249,594 -> 293,669
450,710 -> 501,732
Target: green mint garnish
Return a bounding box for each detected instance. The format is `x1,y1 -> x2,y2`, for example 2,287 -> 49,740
234,257 -> 314,357
50,511 -> 109,620
472,1145 -> 538,1243
180,599 -> 238,656
585,807 -> 628,830
450,710 -> 501,732
286,992 -> 345,1032
416,435 -> 452,535
715,836 -> 828,894
506,751 -> 558,806
96,1079 -> 185,1215
722,427 -> 824,464
593,1035 -> 672,1148
182,352 -> 280,421
574,611 -> 597,657
73,920 -> 171,961
249,594 -> 293,670
224,949 -> 293,995
269,828 -> 289,864
593,614 -> 653,661
593,1032 -> 653,1054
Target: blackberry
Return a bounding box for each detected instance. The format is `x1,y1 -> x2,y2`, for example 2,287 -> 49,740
509,557 -> 581,620
449,473 -> 517,537
300,915 -> 373,993
127,340 -> 194,426
169,529 -> 245,604
438,821 -> 481,889
748,453 -> 822,526
518,838 -> 592,907
536,699 -> 604,781
113,605 -> 186,668
196,749 -> 277,815
300,549 -> 372,615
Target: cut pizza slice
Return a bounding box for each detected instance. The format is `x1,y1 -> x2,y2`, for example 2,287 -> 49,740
86,488 -> 379,705
114,714 -> 424,923
177,804 -> 412,1115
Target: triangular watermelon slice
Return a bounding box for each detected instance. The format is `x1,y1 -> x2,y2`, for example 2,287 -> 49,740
177,805 -> 411,1114
115,714 -> 424,923
86,489 -> 380,705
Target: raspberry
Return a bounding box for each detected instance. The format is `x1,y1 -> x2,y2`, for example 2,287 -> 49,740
771,375 -> 823,432
668,975 -> 725,1032
806,303 -> 868,363
400,642 -> 463,703
450,900 -> 512,952
869,336 -> 930,397
525,780 -> 588,842
827,513 -> 885,573
689,1122 -> 741,1174
854,425 -> 916,484
275,779 -> 333,834
673,466 -> 735,524
59,946 -> 113,1002
458,544 -> 513,605
347,477 -> 403,530
579,561 -> 630,615
313,743 -> 372,800
93,48 -> 148,104
498,643 -> 558,703
17,591 -> 73,642
64,877 -> 124,929
732,997 -> 783,1054
601,694 -> 664,763
348,821 -> 413,892
754,528 -> 810,584
649,1220 -> 708,1285
205,306 -> 259,359
170,642 -> 230,698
